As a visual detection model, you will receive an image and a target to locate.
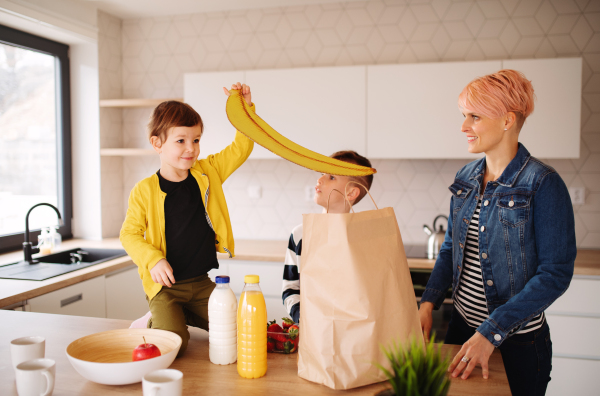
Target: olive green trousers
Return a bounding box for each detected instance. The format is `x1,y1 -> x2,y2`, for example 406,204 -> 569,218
147,274 -> 216,357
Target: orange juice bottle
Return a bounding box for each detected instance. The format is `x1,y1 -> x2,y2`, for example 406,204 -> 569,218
237,275 -> 267,378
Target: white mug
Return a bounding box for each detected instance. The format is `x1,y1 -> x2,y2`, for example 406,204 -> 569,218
143,369 -> 183,396
15,358 -> 56,396
11,336 -> 45,369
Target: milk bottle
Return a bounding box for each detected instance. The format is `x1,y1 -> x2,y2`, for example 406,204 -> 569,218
208,276 -> 237,365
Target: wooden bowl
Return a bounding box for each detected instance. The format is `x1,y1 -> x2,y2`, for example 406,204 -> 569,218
66,328 -> 181,385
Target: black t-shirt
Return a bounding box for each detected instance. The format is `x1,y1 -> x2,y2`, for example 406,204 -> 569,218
157,170 -> 219,281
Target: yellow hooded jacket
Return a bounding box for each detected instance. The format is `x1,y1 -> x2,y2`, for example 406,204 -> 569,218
120,107 -> 255,300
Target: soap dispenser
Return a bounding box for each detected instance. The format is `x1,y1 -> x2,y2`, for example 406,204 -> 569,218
50,226 -> 61,250
38,228 -> 52,255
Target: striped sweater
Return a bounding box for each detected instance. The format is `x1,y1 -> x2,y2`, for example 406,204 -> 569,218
454,198 -> 545,335
282,224 -> 302,323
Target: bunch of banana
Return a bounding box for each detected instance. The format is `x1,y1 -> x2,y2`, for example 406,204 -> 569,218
226,89 -> 377,177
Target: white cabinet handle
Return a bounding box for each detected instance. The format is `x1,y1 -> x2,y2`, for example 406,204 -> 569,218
60,294 -> 82,307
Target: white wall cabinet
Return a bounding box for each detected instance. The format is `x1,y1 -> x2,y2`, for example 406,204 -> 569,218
502,58 -> 581,159
244,66 -> 367,159
28,276 -> 107,318
105,265 -> 149,320
368,58 -> 581,159
545,276 -> 600,396
368,60 -> 501,159
208,260 -> 289,322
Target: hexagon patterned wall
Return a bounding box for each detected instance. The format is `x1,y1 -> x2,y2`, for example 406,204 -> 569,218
98,0 -> 600,247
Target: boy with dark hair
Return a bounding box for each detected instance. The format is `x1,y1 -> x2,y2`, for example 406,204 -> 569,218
282,150 -> 374,323
121,83 -> 253,355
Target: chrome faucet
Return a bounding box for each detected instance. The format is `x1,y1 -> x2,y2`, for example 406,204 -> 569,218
23,203 -> 63,264
70,251 -> 88,264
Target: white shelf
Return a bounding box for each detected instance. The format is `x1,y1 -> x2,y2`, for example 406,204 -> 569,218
99,98 -> 183,108
100,148 -> 155,156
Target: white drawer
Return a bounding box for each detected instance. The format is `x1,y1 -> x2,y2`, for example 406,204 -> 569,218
546,357 -> 600,396
546,315 -> 600,358
209,260 -> 284,297
105,265 -> 149,320
28,276 -> 106,318
547,278 -> 600,316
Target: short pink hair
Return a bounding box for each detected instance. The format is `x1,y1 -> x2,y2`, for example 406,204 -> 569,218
458,69 -> 535,129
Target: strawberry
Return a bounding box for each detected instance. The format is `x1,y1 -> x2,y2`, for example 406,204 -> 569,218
275,340 -> 285,351
287,325 -> 299,351
282,340 -> 295,354
267,340 -> 274,352
267,319 -> 283,333
267,319 -> 287,342
282,317 -> 294,331
287,325 -> 299,340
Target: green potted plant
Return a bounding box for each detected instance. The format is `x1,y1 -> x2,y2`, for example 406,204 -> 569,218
374,335 -> 451,396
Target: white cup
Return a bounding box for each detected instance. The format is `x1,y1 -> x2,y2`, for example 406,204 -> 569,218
143,369 -> 183,396
11,336 -> 45,369
15,358 -> 56,396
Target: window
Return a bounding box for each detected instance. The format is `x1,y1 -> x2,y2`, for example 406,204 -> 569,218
0,24 -> 72,254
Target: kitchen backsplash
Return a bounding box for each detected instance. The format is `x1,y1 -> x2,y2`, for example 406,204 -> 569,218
98,0 -> 600,248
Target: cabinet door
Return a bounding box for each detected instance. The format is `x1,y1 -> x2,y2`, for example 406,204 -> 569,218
547,358 -> 600,396
545,315 -> 600,358
546,277 -> 600,316
184,71 -> 247,159
245,65 -> 367,159
105,265 -> 149,320
368,61 -> 501,159
502,58 -> 581,159
28,276 -> 106,318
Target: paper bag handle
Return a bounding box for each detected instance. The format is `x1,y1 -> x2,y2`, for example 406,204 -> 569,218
326,189 -> 353,213
345,181 -> 379,211
325,181 -> 379,213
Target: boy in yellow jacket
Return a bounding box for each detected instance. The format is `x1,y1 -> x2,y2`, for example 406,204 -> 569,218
120,83 -> 253,355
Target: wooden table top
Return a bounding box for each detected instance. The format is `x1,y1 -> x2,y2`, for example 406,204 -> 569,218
0,311 -> 510,395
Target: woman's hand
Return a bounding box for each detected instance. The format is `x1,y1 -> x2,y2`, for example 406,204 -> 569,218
223,82 -> 252,106
418,301 -> 434,340
448,332 -> 495,380
150,259 -> 175,287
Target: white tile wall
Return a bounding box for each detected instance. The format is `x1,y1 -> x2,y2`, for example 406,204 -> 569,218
98,0 -> 600,248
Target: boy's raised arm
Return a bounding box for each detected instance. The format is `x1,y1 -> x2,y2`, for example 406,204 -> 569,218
202,83 -> 255,182
120,184 -> 165,272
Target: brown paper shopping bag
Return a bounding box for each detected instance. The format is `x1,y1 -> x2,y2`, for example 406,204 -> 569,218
297,184 -> 423,390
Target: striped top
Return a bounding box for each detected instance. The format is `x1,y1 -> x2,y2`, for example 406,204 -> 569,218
281,224 -> 302,323
454,198 -> 545,335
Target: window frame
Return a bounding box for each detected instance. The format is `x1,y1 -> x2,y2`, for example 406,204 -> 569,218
0,24 -> 72,254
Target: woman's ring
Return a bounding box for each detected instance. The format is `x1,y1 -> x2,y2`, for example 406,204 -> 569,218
461,356 -> 470,363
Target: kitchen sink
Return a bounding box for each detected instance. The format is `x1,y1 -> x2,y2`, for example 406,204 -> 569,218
0,248 -> 127,281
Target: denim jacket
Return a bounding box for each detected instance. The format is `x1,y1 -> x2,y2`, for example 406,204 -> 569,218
421,144 -> 576,347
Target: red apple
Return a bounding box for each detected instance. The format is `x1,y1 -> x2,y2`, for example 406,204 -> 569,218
132,336 -> 161,361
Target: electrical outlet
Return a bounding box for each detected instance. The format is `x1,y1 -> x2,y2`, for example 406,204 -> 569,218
305,185 -> 314,202
247,185 -> 262,199
569,187 -> 585,205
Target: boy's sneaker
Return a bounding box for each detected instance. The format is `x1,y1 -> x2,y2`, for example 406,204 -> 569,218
129,311 -> 152,329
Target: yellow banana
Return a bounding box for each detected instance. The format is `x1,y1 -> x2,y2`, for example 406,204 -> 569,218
226,89 -> 377,177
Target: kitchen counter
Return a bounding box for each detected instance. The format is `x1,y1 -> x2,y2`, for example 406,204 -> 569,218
0,239 -> 133,308
1,238 -> 599,308
0,310 -> 511,395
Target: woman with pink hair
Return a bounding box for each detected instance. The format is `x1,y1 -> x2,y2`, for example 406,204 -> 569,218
419,70 -> 576,395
